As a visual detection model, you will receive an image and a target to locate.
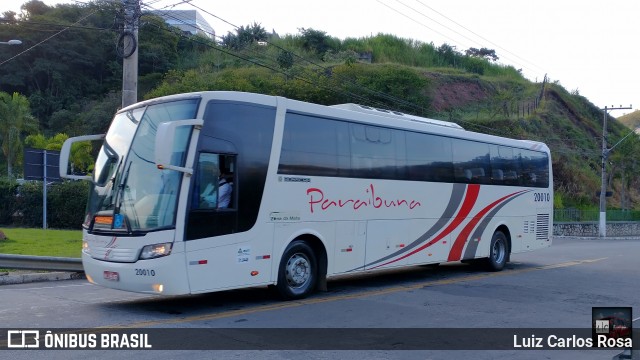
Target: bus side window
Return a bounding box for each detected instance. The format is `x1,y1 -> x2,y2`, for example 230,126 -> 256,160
193,153 -> 236,210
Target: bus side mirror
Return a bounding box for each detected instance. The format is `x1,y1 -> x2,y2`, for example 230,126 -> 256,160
155,119 -> 203,174
60,134 -> 106,181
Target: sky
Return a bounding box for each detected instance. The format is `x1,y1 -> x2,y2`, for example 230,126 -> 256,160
4,0 -> 640,116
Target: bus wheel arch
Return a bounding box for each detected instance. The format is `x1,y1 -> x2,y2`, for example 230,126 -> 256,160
485,226 -> 510,271
275,235 -> 327,299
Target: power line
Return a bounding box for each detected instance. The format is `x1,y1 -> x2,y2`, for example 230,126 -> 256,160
144,1 -> 558,131
394,0 -> 480,48
412,0 -> 546,74
0,9 -> 98,67
152,18 -> 587,146
184,2 -> 435,115
384,0 -> 542,77
1,19 -> 116,32
142,3 -> 428,113
144,3 -> 582,144
140,5 -> 386,108
374,0 -> 464,50
2,1 -> 589,147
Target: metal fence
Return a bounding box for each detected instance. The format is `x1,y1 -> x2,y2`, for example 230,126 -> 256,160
554,209 -> 640,222
0,254 -> 82,271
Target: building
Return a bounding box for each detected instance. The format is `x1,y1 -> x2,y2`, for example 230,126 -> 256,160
151,10 -> 214,39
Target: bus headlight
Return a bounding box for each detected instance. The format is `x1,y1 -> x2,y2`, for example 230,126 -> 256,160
82,241 -> 91,255
139,243 -> 173,260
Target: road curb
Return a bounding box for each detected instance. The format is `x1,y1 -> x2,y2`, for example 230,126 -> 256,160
0,271 -> 85,285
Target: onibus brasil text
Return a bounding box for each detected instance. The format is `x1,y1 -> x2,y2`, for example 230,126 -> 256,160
7,331 -> 151,349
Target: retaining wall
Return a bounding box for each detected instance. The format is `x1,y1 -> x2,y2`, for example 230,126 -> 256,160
553,222 -> 640,237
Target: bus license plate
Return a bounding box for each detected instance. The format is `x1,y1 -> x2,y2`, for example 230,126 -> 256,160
103,271 -> 119,281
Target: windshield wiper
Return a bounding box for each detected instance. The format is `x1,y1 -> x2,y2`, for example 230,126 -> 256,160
115,161 -> 132,213
103,160 -> 136,232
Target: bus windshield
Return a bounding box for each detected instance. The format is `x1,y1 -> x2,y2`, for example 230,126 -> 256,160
87,98 -> 199,233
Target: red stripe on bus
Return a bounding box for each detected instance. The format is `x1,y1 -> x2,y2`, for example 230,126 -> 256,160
105,236 -> 117,248
447,190 -> 528,261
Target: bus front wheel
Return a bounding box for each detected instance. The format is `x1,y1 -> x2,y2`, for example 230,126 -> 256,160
485,231 -> 508,271
276,240 -> 317,299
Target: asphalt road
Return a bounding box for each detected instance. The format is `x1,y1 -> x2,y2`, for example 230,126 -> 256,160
1,236 -> 638,360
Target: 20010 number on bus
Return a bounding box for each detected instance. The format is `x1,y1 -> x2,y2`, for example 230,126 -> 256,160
135,269 -> 156,276
534,193 -> 551,202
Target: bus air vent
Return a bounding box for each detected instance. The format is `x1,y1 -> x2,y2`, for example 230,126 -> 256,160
536,214 -> 550,241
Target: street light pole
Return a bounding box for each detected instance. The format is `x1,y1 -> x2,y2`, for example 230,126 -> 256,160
599,105 -> 633,237
599,107 -> 608,237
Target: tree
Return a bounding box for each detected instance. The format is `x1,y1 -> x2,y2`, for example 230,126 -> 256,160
24,133 -> 48,149
0,1 -> 123,127
465,47 -> 499,62
2,11 -> 17,22
20,0 -> 50,20
436,43 -> 460,67
298,28 -> 333,56
247,22 -> 267,43
0,92 -> 39,177
25,132 -> 93,173
277,50 -> 294,70
25,132 -> 65,150
138,14 -> 180,75
220,22 -> 267,50
0,1 -> 181,131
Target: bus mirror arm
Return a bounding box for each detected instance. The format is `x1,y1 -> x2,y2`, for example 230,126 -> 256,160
60,134 -> 106,181
155,119 -> 204,174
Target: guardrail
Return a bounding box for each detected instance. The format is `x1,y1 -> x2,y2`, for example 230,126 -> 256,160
0,254 -> 83,272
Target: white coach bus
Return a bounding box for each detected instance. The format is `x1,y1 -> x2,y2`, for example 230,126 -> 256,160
60,91 -> 552,299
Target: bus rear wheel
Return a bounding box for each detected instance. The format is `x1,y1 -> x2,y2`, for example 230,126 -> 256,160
485,230 -> 508,271
276,240 -> 317,299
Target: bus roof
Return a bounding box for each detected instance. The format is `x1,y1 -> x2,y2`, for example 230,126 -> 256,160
124,91 -> 550,154
330,103 -> 464,130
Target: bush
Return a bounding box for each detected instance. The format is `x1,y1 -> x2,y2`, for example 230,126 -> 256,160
14,180 -> 89,229
15,181 -> 43,228
0,179 -> 19,225
47,181 -> 89,229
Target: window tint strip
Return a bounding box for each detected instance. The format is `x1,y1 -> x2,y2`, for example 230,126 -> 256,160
278,113 -> 549,188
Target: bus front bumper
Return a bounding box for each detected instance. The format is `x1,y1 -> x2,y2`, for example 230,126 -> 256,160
82,252 -> 190,295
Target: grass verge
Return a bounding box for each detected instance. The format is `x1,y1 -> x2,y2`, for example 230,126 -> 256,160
0,228 -> 82,258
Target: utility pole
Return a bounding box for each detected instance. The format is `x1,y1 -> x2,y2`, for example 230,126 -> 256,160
121,0 -> 140,108
599,105 -> 633,237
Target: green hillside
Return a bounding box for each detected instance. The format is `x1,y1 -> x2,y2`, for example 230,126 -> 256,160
618,110 -> 640,129
1,0 -> 640,211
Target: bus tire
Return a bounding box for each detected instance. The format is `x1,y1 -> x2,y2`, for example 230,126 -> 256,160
485,230 -> 508,271
276,240 -> 317,299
